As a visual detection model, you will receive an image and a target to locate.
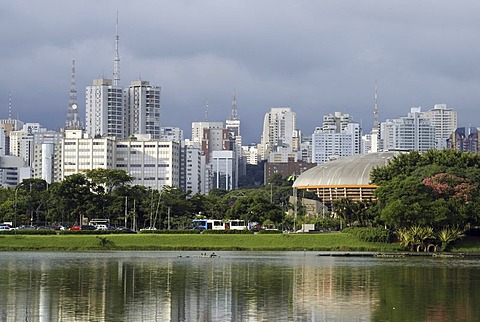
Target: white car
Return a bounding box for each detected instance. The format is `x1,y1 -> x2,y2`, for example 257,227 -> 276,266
0,225 -> 12,231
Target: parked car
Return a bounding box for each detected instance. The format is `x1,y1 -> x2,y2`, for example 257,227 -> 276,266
18,225 -> 36,230
0,225 -> 12,231
70,225 -> 81,231
95,224 -> 108,230
116,226 -> 137,234
80,225 -> 97,231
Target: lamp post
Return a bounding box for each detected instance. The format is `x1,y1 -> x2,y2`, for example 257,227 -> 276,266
14,183 -> 24,231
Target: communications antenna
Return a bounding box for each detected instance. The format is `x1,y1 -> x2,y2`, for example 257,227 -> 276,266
113,11 -> 120,86
65,54 -> 82,129
230,89 -> 238,120
204,101 -> 209,121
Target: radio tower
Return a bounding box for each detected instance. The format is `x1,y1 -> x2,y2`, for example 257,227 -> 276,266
204,101 -> 209,121
113,11 -> 120,87
371,81 -> 379,152
65,55 -> 82,130
230,89 -> 238,121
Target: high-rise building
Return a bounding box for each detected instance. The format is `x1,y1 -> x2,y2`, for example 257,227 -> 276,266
312,117 -> 362,165
85,78 -> 124,138
380,107 -> 436,152
160,127 -> 184,142
33,131 -> 64,184
62,129 -> 180,190
124,80 -> 161,139
423,104 -> 457,149
212,150 -> 235,191
259,107 -> 297,160
447,127 -> 479,153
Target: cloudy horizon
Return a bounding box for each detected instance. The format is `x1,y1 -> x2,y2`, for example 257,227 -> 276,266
1,1 -> 480,144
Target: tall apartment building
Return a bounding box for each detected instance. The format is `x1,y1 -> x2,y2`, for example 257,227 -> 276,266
33,131 -> 64,184
447,127 -> 479,153
212,150 -> 235,191
160,127 -> 184,142
62,129 -> 179,190
115,137 -> 180,189
423,104 -> 457,149
85,78 -> 124,138
380,107 -> 436,152
259,107 -> 297,160
124,80 -> 161,139
9,123 -> 47,169
182,140 -> 205,194
312,120 -> 362,165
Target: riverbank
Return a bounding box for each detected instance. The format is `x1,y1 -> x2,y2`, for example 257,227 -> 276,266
0,233 -> 478,252
0,233 -> 402,252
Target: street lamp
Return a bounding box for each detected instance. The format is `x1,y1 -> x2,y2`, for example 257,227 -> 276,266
14,183 -> 24,231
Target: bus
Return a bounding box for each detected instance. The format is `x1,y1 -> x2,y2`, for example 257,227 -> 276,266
192,219 -> 248,231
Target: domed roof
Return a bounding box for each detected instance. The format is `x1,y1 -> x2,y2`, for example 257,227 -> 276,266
293,151 -> 399,188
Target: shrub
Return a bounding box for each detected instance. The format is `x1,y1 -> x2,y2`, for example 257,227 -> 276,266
201,229 -> 254,234
342,227 -> 392,243
139,229 -> 201,234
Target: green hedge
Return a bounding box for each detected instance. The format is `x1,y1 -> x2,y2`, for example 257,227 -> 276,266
201,229 -> 254,234
342,227 -> 393,243
257,229 -> 283,234
0,229 -> 58,235
139,229 -> 201,234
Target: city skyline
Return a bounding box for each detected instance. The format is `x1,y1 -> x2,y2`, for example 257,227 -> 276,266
2,1 -> 480,144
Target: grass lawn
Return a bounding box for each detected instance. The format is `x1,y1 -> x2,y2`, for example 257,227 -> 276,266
0,233 -> 403,252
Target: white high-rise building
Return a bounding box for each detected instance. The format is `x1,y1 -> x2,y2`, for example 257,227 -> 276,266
380,107 -> 436,152
212,150 -> 235,191
160,127 -> 184,142
124,80 -> 161,139
259,107 -> 297,160
85,78 -> 124,138
9,123 -> 46,167
62,129 -> 180,190
183,140 -> 204,194
115,138 -> 180,189
33,131 -> 64,184
312,121 -> 362,165
423,104 -> 457,149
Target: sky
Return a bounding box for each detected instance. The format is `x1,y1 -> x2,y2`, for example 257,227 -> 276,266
1,1 -> 480,144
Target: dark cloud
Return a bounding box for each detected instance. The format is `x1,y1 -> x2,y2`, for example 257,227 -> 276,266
1,1 -> 480,143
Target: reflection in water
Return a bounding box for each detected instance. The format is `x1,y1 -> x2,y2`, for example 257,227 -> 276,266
0,252 -> 479,321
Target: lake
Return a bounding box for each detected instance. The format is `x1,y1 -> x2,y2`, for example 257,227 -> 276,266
0,251 -> 479,321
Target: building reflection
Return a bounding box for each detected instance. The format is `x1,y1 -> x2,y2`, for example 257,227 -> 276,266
0,253 -> 383,321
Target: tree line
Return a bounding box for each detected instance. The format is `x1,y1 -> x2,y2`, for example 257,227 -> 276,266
1,149 -> 479,239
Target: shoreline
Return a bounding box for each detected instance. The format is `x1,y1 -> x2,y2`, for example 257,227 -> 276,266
0,233 -> 478,253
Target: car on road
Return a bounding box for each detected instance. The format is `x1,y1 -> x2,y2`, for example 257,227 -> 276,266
116,226 -> 137,234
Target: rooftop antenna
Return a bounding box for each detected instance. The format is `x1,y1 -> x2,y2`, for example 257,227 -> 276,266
230,88 -> 238,120
113,10 -> 120,86
65,52 -> 82,129
373,80 -> 379,132
8,93 -> 12,120
204,101 -> 209,121
371,81 -> 380,152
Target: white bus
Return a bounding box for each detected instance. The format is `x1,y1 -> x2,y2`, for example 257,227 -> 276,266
192,219 -> 248,231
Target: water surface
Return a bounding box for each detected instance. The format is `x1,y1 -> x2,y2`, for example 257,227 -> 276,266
0,251 -> 479,321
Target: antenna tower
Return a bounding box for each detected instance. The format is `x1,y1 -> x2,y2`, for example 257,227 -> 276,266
230,89 -> 238,120
65,55 -> 82,129
8,93 -> 12,120
113,11 -> 120,87
373,81 -> 379,131
204,101 -> 209,121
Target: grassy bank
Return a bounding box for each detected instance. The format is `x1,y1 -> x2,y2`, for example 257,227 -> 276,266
0,233 -> 403,252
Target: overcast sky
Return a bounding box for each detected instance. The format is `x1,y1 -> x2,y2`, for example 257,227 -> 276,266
1,1 -> 480,144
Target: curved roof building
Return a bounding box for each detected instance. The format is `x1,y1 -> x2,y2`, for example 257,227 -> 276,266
293,151 -> 399,207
